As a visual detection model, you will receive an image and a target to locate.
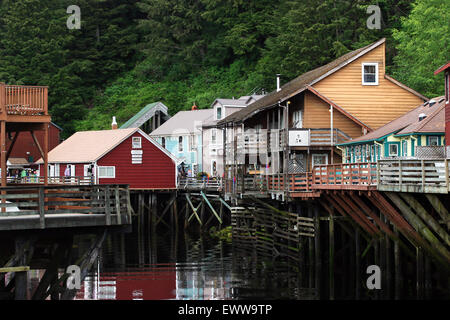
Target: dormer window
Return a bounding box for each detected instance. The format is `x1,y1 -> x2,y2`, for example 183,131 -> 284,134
216,107 -> 222,120
362,63 -> 378,85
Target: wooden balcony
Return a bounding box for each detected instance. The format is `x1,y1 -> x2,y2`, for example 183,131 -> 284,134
0,83 -> 48,121
312,162 -> 377,190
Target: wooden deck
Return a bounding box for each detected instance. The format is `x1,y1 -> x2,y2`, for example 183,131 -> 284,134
0,184 -> 132,232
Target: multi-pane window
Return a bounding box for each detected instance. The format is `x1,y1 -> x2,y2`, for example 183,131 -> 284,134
178,136 -> 183,152
292,110 -> 303,128
211,129 -> 217,144
362,63 -> 378,85
98,166 -> 115,178
132,137 -> 141,148
216,107 -> 222,120
389,144 -> 398,157
428,136 -> 439,146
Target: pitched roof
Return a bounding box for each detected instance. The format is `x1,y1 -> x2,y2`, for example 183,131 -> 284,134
434,61 -> 450,75
120,101 -> 170,129
339,97 -> 445,145
36,128 -> 179,164
149,109 -> 214,136
218,38 -> 388,125
396,97 -> 446,135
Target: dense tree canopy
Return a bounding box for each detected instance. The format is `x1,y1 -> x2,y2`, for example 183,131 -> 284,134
0,0 -> 446,137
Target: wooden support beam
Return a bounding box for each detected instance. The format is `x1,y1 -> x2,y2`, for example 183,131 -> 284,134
60,230 -> 107,300
200,191 -> 222,224
5,131 -> 19,160
336,193 -> 380,235
329,208 -> 335,300
155,193 -> 176,227
185,193 -> 202,225
399,193 -> 450,247
30,131 -> 44,160
425,194 -> 450,229
0,266 -> 30,273
1,121 -> 6,188
385,192 -> 450,270
326,194 -> 377,237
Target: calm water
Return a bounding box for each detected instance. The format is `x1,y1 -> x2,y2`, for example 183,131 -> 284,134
71,229 -> 317,300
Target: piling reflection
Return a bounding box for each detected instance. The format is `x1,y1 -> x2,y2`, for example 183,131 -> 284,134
69,228 -> 317,300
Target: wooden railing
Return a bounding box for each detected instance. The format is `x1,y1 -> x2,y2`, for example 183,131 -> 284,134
178,177 -> 223,191
310,128 -> 350,146
7,176 -> 94,185
377,159 -> 450,193
312,162 -> 377,188
0,184 -> 132,229
1,84 -> 48,116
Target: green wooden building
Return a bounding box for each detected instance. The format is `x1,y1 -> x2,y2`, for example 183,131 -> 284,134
338,97 -> 446,163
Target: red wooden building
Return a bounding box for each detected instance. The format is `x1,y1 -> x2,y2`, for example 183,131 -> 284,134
7,122 -> 62,163
36,128 -> 178,189
434,61 -> 450,154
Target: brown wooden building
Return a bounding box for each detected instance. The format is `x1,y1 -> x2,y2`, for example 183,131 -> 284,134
217,38 -> 427,199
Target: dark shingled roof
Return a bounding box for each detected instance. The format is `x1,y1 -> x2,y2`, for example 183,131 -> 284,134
218,38 -> 386,125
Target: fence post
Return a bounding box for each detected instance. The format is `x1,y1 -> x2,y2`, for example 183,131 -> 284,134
445,159 -> 449,192
376,162 -> 380,185
39,187 -> 45,229
105,186 -> 111,226
398,160 -> 402,189
421,160 -> 425,191
115,186 -> 121,225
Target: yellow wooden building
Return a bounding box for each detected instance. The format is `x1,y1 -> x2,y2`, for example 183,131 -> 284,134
216,38 -> 427,197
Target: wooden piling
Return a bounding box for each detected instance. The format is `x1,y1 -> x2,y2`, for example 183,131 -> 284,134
329,209 -> 334,300
355,229 -> 360,299
14,238 -> 27,300
314,205 -> 321,297
394,227 -> 402,300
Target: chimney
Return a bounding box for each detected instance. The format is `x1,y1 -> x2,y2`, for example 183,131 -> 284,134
192,102 -> 198,111
276,74 -> 281,92
111,116 -> 118,129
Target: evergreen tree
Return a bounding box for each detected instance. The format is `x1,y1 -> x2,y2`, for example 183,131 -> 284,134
392,0 -> 449,97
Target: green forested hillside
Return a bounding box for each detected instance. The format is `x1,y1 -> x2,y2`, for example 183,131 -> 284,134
0,0 -> 447,137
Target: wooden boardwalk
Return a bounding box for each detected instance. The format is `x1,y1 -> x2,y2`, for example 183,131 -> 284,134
0,184 -> 132,231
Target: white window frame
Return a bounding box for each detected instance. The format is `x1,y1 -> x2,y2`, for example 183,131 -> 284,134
98,166 -> 115,178
428,136 -> 439,146
216,107 -> 222,120
190,134 -> 197,151
211,159 -> 217,175
211,129 -> 217,145
389,144 -> 398,157
312,153 -> 328,167
178,136 -> 183,153
362,62 -> 379,86
292,110 -> 303,128
132,137 -> 142,148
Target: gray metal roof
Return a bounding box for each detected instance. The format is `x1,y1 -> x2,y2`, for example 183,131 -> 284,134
149,109 -> 214,136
